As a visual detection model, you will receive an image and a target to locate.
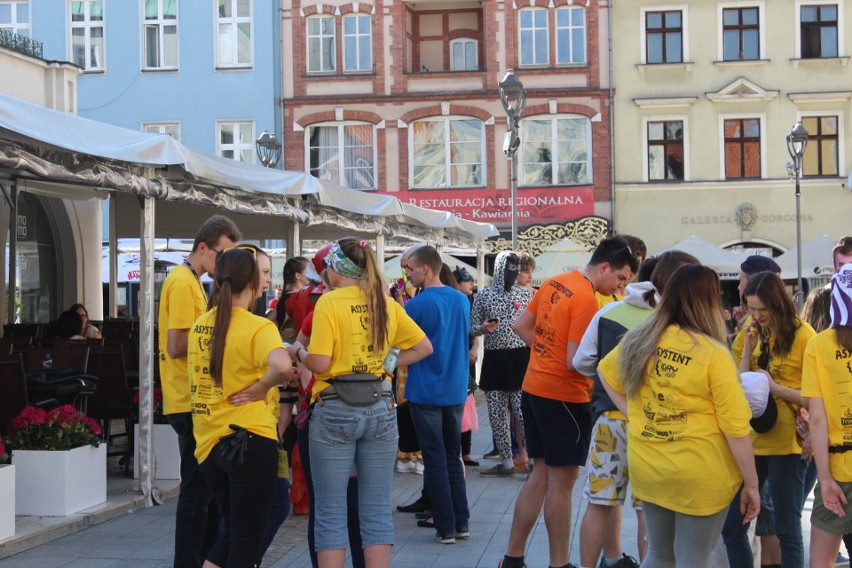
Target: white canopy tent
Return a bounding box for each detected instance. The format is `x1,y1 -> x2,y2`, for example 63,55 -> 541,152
382,252 -> 491,286
775,234 -> 837,279
0,92 -> 497,506
532,238 -> 593,286
653,236 -> 745,280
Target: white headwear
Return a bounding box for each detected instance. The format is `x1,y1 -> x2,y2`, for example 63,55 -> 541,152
740,371 -> 770,417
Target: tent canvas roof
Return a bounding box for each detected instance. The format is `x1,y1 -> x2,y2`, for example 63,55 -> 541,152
382,253 -> 490,286
531,239 -> 592,286
775,235 -> 838,279
653,236 -> 744,279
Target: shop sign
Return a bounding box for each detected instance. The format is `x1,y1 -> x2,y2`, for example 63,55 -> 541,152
380,186 -> 594,224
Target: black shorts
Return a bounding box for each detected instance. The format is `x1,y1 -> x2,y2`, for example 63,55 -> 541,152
521,391 -> 592,467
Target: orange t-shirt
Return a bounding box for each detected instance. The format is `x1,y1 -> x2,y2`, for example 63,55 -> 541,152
522,270 -> 598,402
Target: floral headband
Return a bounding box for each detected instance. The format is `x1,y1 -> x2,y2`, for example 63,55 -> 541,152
328,241 -> 366,279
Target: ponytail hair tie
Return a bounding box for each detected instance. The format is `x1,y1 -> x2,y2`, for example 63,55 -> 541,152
359,240 -> 367,248
219,276 -> 233,285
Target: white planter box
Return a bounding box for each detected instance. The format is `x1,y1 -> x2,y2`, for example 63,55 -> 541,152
0,464 -> 14,539
13,444 -> 106,516
134,423 -> 181,480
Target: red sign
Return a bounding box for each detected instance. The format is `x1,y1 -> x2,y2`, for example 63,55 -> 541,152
380,186 -> 594,224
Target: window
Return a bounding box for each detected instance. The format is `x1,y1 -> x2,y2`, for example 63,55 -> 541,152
307,15 -> 335,73
520,116 -> 592,186
802,115 -> 839,176
217,121 -> 254,163
343,14 -> 370,72
801,4 -> 838,58
307,123 -> 376,190
70,0 -> 104,71
143,122 -> 180,140
556,7 -> 585,64
723,7 -> 759,60
411,118 -> 484,189
216,0 -> 252,67
0,1 -> 30,38
724,118 -> 761,179
143,0 -> 178,70
645,10 -> 682,63
519,8 -> 548,66
647,120 -> 684,180
450,38 -> 478,71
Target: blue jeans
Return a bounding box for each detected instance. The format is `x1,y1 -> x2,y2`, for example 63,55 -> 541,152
298,423 -> 365,568
722,454 -> 807,568
167,412 -> 219,568
309,397 -> 398,551
409,402 -> 470,537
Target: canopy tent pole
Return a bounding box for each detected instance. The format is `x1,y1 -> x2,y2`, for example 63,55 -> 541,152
287,198 -> 301,257
375,233 -> 385,265
137,194 -> 159,506
477,246 -> 486,291
6,182 -> 16,325
108,195 -> 118,318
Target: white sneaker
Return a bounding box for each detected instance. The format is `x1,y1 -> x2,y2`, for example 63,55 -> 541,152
396,460 -> 417,473
414,460 -> 424,475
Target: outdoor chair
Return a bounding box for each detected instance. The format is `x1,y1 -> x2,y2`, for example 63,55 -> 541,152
86,346 -> 135,476
0,354 -> 56,433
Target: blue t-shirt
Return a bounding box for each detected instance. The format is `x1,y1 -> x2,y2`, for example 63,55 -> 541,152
404,286 -> 470,406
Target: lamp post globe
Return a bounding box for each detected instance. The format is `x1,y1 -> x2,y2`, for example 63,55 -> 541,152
255,129 -> 282,168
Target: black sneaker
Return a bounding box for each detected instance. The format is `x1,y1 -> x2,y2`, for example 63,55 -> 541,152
435,533 -> 456,544
598,554 -> 640,568
480,464 -> 516,477
483,449 -> 500,460
455,526 -> 470,539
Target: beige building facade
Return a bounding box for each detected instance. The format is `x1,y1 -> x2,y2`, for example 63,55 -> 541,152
611,0 -> 851,263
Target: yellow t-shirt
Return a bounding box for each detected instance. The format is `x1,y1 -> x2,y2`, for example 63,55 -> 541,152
801,329 -> 852,481
309,286 -> 426,403
596,291 -> 623,308
733,319 -> 816,455
599,325 -> 751,516
189,307 -> 285,464
158,265 -> 208,414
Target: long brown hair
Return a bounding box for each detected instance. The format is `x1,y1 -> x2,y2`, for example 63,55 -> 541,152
337,237 -> 389,353
801,285 -> 831,333
209,247 -> 261,386
643,250 -> 700,307
618,265 -> 726,397
744,271 -> 800,358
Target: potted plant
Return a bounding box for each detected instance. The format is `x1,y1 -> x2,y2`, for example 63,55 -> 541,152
6,405 -> 106,516
133,386 -> 181,480
0,435 -> 14,539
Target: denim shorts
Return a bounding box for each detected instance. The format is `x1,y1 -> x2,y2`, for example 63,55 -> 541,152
309,397 -> 398,551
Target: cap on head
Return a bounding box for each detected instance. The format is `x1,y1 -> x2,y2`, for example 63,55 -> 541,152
305,243 -> 334,282
740,255 -> 781,276
453,266 -> 474,282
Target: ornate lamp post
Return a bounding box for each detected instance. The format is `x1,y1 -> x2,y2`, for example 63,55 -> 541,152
499,69 -> 527,250
255,129 -> 282,168
786,121 -> 809,307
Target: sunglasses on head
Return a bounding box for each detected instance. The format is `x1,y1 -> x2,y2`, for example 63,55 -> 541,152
222,245 -> 258,260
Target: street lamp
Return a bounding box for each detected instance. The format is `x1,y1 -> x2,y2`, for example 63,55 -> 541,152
786,121 -> 809,307
255,129 -> 282,168
499,69 -> 527,250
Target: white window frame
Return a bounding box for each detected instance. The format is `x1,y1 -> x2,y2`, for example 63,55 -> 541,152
518,7 -> 549,67
304,121 -> 378,190
555,6 -> 586,65
306,14 -> 336,73
141,0 -> 179,71
69,0 -> 105,71
717,1 -> 765,61
342,13 -> 371,73
518,114 -> 593,187
639,5 -> 689,64
718,113 -> 767,180
216,120 -> 255,164
215,0 -> 253,69
796,109 -> 845,176
794,0 -> 844,58
0,1 -> 31,37
641,115 -> 690,182
408,116 -> 487,189
449,38 -> 478,71
142,121 -> 181,141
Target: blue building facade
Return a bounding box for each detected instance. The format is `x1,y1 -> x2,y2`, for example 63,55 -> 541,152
18,0 -> 280,162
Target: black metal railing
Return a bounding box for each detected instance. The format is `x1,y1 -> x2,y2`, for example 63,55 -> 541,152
0,29 -> 44,59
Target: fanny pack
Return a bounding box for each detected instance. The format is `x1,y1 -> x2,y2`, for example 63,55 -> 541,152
323,374 -> 391,406
829,445 -> 852,454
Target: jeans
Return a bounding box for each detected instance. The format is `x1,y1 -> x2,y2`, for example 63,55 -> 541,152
409,402 -> 470,537
200,433 -> 278,568
297,424 -> 365,568
167,412 -> 219,568
722,454 -> 807,568
309,397 -> 398,551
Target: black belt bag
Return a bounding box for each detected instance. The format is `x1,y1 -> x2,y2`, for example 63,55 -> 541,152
325,374 -> 389,406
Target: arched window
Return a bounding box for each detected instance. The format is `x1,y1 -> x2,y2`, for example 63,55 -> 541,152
306,122 -> 376,190
520,115 -> 592,186
410,117 -> 485,189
